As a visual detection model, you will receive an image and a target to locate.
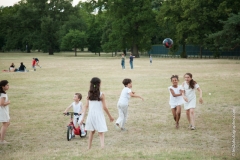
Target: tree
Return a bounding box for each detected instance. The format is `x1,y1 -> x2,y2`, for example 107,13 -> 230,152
209,12 -> 240,50
61,30 -> 88,56
88,0 -> 156,57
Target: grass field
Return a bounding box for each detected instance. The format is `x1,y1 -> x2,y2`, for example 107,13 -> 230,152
0,52 -> 239,160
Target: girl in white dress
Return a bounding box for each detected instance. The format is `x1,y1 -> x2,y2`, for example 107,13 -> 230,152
168,75 -> 184,128
181,73 -> 203,130
0,80 -> 11,144
80,77 -> 114,149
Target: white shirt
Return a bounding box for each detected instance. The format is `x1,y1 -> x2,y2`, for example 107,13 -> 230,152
181,81 -> 199,101
168,85 -> 184,106
118,87 -> 132,105
71,101 -> 83,118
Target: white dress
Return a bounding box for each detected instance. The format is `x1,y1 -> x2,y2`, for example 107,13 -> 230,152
168,85 -> 184,108
0,93 -> 10,122
181,81 -> 199,110
85,93 -> 108,132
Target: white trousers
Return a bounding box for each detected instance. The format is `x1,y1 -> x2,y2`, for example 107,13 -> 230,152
73,115 -> 85,134
116,103 -> 128,128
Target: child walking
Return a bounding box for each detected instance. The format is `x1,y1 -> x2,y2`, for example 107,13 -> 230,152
181,73 -> 203,130
115,78 -> 143,131
168,75 -> 184,128
63,93 -> 86,137
32,58 -> 36,71
80,77 -> 114,149
0,80 -> 10,144
150,55 -> 152,65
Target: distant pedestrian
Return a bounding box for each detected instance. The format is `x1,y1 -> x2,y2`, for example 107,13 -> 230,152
34,58 -> 41,68
121,54 -> 125,69
32,58 -> 36,71
150,55 -> 152,65
129,54 -> 135,69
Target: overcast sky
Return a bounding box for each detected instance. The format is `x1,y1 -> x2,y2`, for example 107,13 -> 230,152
0,0 -> 85,7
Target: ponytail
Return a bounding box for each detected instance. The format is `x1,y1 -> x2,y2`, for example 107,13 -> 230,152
88,77 -> 101,101
184,73 -> 196,89
0,80 -> 8,94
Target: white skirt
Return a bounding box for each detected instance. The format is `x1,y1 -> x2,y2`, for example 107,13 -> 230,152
0,106 -> 10,122
184,97 -> 196,110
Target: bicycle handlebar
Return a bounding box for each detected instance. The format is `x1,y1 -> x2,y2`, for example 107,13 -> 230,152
63,112 -> 81,116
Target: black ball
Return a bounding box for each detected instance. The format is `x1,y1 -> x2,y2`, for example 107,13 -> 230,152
163,38 -> 173,48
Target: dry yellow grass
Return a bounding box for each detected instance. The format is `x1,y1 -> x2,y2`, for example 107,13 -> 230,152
0,52 -> 239,160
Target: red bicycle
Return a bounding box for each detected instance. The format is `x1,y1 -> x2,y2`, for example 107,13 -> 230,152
64,112 -> 87,141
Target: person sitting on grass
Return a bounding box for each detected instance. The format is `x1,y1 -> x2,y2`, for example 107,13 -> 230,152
9,63 -> 15,72
18,62 -> 26,72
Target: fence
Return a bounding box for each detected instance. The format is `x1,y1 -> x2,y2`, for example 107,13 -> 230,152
148,45 -> 240,58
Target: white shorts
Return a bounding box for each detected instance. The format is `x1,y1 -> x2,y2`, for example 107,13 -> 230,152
170,105 -> 181,109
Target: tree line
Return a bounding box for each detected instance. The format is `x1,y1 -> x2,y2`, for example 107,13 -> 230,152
0,0 -> 239,57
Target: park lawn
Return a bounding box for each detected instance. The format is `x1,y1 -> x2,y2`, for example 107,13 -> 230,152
0,52 -> 239,160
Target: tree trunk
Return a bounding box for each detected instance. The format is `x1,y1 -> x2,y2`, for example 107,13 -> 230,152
131,44 -> 139,57
200,46 -> 202,59
123,49 -> 126,56
112,52 -> 113,57
49,48 -> 54,55
38,49 -> 40,52
95,52 -> 96,55
75,47 -> 77,57
99,52 -> 100,56
115,51 -> 117,56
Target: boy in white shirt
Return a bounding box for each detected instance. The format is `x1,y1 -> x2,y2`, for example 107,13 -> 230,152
115,78 -> 144,131
64,93 -> 86,136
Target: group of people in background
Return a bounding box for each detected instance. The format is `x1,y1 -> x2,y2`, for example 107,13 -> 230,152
3,58 -> 41,72
121,53 -> 153,69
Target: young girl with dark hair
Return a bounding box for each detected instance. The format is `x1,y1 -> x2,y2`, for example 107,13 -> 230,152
0,80 -> 10,144
115,78 -> 143,131
80,77 -> 114,149
181,73 -> 203,130
168,75 -> 184,128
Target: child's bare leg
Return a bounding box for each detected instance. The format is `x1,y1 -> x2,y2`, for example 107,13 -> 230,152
88,131 -> 95,149
171,108 -> 177,122
190,108 -> 195,127
0,122 -> 10,142
176,106 -> 181,128
98,132 -> 105,149
186,110 -> 190,124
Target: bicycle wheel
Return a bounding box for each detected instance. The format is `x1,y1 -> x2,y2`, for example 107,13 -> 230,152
67,126 -> 72,141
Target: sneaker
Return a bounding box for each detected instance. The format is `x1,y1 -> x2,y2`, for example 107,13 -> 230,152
115,123 -> 121,131
121,128 -> 128,131
188,124 -> 192,129
81,132 -> 86,137
191,126 -> 196,130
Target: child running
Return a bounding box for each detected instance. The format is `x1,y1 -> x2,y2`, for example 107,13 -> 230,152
181,73 -> 203,130
121,54 -> 125,69
168,75 -> 184,128
32,58 -> 36,71
63,93 -> 86,137
0,80 -> 10,144
115,78 -> 144,131
80,77 -> 114,149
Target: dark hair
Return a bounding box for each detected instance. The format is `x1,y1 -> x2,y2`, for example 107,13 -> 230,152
0,80 -> 8,94
170,75 -> 179,81
75,93 -> 82,100
185,73 -> 197,89
122,78 -> 132,86
88,77 -> 101,101
21,62 -> 23,65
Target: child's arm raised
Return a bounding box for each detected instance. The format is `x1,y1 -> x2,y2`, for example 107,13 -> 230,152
170,88 -> 182,97
129,92 -> 144,101
80,100 -> 89,125
197,87 -> 203,104
63,104 -> 72,114
101,94 -> 114,122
